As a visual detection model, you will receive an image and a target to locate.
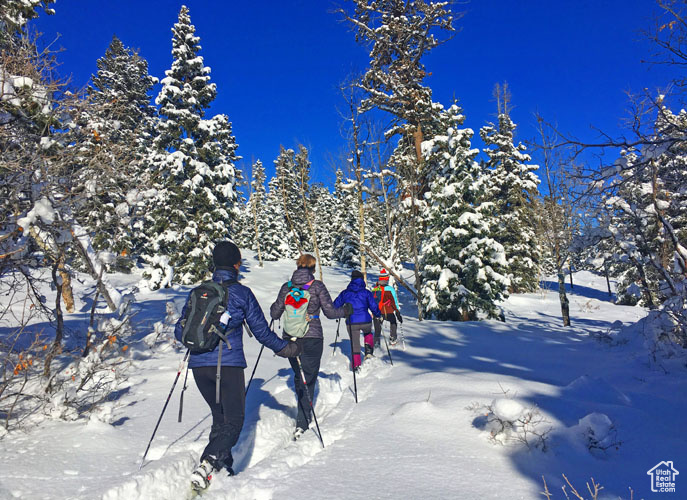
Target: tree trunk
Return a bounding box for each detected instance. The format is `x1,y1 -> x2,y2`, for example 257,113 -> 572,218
568,266 -> 574,289
70,228 -> 117,312
252,202 -> 263,267
558,270 -> 571,327
299,162 -> 323,281
29,226 -> 74,313
279,171 -> 303,255
410,125 -> 425,321
604,261 -> 612,297
44,256 -> 65,378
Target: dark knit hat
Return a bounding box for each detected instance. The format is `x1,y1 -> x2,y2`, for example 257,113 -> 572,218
212,241 -> 241,269
351,270 -> 364,280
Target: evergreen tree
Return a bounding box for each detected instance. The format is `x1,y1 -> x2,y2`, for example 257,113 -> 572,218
420,104 -> 510,320
261,176 -> 292,261
311,183 -> 337,265
332,169 -> 359,267
247,159 -> 266,265
143,6 -> 240,286
274,146 -> 306,256
480,113 -> 541,293
0,0 -> 55,46
76,35 -> 158,270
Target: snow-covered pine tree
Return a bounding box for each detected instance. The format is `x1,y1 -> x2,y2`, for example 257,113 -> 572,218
247,159 -> 266,266
76,35 -> 158,270
311,183 -> 336,265
420,104 -> 510,321
480,112 -> 541,293
142,5 -> 240,286
340,0 -> 457,318
295,145 -> 323,277
332,169 -> 360,268
0,0 -> 55,46
274,146 -> 307,256
261,175 -> 292,261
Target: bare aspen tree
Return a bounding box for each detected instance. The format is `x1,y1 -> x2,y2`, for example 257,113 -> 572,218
536,116 -> 573,326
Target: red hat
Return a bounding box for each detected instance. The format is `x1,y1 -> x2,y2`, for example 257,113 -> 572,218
379,268 -> 389,282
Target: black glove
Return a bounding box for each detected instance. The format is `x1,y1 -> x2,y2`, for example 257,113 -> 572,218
343,303 -> 353,317
395,311 -> 403,323
276,339 -> 302,358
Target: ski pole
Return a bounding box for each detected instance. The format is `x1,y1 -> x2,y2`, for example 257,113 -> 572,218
178,360 -> 190,423
381,320 -> 394,366
245,319 -> 273,394
345,321 -> 358,404
295,353 -> 325,448
399,320 -> 406,351
332,319 -> 341,356
140,349 -> 190,470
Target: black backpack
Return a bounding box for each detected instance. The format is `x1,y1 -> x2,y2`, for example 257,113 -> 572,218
180,280 -> 238,353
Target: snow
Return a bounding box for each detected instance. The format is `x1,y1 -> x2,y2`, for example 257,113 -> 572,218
0,263 -> 685,499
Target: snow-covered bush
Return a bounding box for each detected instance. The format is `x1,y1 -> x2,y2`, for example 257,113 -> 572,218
43,337 -> 131,422
469,398 -> 551,451
569,413 -> 621,457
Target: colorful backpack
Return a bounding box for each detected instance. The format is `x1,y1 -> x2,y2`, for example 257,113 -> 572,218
283,280 -> 314,338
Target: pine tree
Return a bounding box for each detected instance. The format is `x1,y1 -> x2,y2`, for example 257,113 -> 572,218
420,104 -> 509,321
247,160 -> 266,265
143,6 -> 240,286
481,113 -> 541,293
0,0 -> 55,46
332,169 -> 359,268
75,35 -> 158,270
261,176 -> 292,261
274,146 -> 306,256
311,183 -> 336,265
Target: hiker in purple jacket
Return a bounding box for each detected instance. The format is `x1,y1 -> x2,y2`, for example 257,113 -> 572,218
270,254 -> 351,439
333,270 -> 382,371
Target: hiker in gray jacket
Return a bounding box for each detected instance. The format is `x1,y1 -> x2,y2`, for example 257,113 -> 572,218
270,254 -> 351,439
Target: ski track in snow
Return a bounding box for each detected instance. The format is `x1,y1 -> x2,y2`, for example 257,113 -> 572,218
102,352 -> 394,500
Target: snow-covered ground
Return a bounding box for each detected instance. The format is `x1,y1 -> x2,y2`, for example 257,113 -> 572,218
1,257 -> 685,500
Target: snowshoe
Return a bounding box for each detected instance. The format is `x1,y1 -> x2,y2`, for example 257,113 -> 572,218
190,460 -> 214,493
389,337 -> 398,346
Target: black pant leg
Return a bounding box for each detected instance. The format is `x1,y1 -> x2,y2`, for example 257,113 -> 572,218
288,337 -> 323,430
192,366 -> 245,468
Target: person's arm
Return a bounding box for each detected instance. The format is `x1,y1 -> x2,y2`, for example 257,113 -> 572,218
368,290 -> 382,317
333,291 -> 344,309
319,283 -> 346,319
270,283 -> 289,320
245,288 -> 289,353
388,285 -> 400,310
173,296 -> 190,342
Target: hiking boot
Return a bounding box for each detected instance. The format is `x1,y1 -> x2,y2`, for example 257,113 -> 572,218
190,459 -> 214,491
364,344 -> 374,357
389,337 -> 398,346
293,427 -> 306,441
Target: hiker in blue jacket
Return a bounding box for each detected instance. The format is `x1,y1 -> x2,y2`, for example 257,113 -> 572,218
333,270 -> 382,371
174,241 -> 300,487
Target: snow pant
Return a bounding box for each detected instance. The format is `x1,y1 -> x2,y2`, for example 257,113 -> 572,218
288,337 -> 323,431
192,365 -> 245,469
373,313 -> 397,344
348,322 -> 374,368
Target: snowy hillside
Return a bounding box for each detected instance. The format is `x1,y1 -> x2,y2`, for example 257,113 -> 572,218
0,257 -> 685,500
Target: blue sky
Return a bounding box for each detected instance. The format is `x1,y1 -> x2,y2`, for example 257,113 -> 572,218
33,1 -> 674,186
